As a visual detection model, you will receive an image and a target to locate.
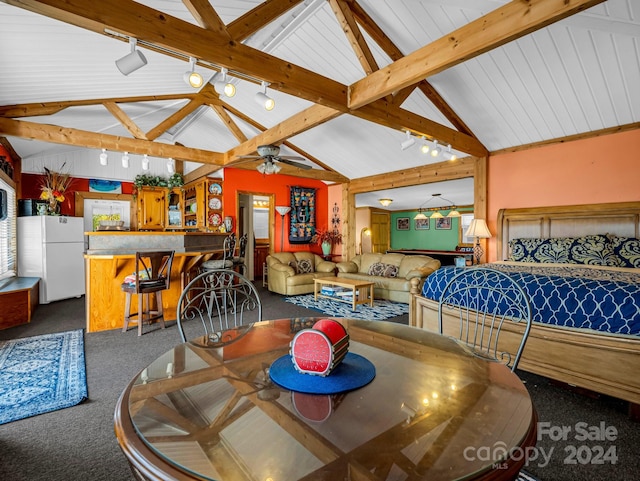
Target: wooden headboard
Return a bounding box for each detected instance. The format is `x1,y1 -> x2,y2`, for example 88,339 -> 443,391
496,202 -> 640,261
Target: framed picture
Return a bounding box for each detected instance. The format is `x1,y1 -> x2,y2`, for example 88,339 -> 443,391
435,217 -> 452,230
396,217 -> 410,231
415,218 -> 430,230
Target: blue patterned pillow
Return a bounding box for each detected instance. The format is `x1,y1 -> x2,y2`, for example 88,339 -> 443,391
509,238 -> 573,263
509,235 -> 618,265
607,235 -> 640,268
567,234 -> 617,266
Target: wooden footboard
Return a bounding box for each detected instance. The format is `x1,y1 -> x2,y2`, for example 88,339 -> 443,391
409,290 -> 640,405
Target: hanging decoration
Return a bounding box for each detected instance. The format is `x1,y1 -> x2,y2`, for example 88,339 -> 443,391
289,186 -> 316,244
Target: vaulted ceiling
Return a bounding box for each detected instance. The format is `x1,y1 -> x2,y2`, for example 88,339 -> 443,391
1,0 -> 638,210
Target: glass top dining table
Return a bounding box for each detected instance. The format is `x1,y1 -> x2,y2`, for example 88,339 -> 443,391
114,318 -> 537,481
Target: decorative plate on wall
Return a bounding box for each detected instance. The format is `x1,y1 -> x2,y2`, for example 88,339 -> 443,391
210,213 -> 222,226
209,183 -> 222,195
208,197 -> 221,209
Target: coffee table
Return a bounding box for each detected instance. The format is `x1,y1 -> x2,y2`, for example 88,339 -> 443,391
314,277 -> 374,311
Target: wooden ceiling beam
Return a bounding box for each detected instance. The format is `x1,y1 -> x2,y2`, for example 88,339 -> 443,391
0,94 -> 193,118
182,0 -> 230,38
145,97 -> 204,141
103,102 -> 147,140
349,0 -> 605,109
328,0 -> 378,75
0,117 -> 223,164
226,0 -> 305,41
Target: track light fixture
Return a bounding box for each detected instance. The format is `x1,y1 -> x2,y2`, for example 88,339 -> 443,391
184,57 -> 203,88
255,81 -> 275,111
400,131 -> 415,151
99,149 -> 108,166
142,154 -> 149,171
420,136 -> 430,155
167,158 -> 175,174
431,140 -> 442,157
214,68 -> 236,98
115,38 -> 148,76
121,152 -> 130,168
445,144 -> 457,161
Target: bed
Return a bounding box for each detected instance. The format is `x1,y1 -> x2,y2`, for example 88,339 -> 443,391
409,201 -> 640,406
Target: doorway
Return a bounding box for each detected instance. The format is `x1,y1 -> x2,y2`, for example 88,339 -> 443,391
237,191 -> 275,281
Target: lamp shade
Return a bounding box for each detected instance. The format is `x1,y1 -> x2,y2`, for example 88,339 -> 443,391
275,206 -> 291,216
465,219 -> 492,239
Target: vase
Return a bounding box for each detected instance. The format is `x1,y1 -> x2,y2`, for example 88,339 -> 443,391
321,241 -> 332,256
47,199 -> 60,215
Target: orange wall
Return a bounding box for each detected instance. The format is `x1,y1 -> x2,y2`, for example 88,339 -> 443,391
487,129 -> 640,261
223,167 -> 329,254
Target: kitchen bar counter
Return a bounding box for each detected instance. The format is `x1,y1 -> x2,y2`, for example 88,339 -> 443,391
84,231 -> 226,333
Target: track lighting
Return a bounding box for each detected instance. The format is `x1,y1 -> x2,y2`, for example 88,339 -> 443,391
214,68 -> 236,98
446,144 -> 457,161
142,154 -> 149,171
99,149 -> 108,166
115,38 -> 147,76
255,81 -> 275,111
167,158 -> 175,174
121,152 -> 130,168
420,136 -> 430,155
400,131 -> 415,151
183,57 -> 203,88
431,140 -> 441,157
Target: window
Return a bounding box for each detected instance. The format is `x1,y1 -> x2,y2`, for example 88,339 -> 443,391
0,179 -> 16,281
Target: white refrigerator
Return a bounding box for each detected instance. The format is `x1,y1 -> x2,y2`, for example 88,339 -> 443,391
18,216 -> 86,304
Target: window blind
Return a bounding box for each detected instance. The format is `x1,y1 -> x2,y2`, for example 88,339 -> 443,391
0,178 -> 16,281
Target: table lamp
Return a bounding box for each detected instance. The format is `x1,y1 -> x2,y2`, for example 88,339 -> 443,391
275,206 -> 292,252
465,219 -> 492,265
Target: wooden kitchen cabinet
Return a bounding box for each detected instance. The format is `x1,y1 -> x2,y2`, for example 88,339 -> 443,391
182,179 -> 225,232
137,187 -> 167,230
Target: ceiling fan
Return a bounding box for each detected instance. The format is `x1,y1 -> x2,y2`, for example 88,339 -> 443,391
236,145 -> 312,174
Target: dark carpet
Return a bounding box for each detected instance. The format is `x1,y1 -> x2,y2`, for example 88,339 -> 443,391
0,285 -> 637,481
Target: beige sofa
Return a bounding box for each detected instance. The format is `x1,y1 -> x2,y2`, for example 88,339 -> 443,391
336,253 -> 440,303
266,252 -> 337,296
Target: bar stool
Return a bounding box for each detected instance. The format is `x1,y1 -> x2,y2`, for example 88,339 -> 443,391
201,233 -> 235,272
232,233 -> 248,275
121,251 -> 175,336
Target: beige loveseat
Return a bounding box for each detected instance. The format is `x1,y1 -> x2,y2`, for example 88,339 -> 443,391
336,253 -> 440,303
266,252 -> 337,296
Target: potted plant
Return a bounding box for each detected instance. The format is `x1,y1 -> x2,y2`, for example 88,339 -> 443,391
312,228 -> 343,256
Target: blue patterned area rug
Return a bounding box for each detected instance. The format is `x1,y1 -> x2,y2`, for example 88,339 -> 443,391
0,329 -> 88,425
284,294 -> 408,321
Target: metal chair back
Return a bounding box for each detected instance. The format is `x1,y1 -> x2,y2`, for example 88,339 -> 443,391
176,269 -> 262,344
437,267 -> 532,371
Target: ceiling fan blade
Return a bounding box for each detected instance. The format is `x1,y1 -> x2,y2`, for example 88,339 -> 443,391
236,155 -> 263,159
277,158 -> 312,170
277,155 -> 306,161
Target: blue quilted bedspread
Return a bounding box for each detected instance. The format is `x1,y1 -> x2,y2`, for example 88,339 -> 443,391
421,264 -> 640,336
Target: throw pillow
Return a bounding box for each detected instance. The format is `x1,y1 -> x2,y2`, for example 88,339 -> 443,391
297,258 -> 314,274
288,260 -> 298,274
367,262 -> 398,277
607,235 -> 640,268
